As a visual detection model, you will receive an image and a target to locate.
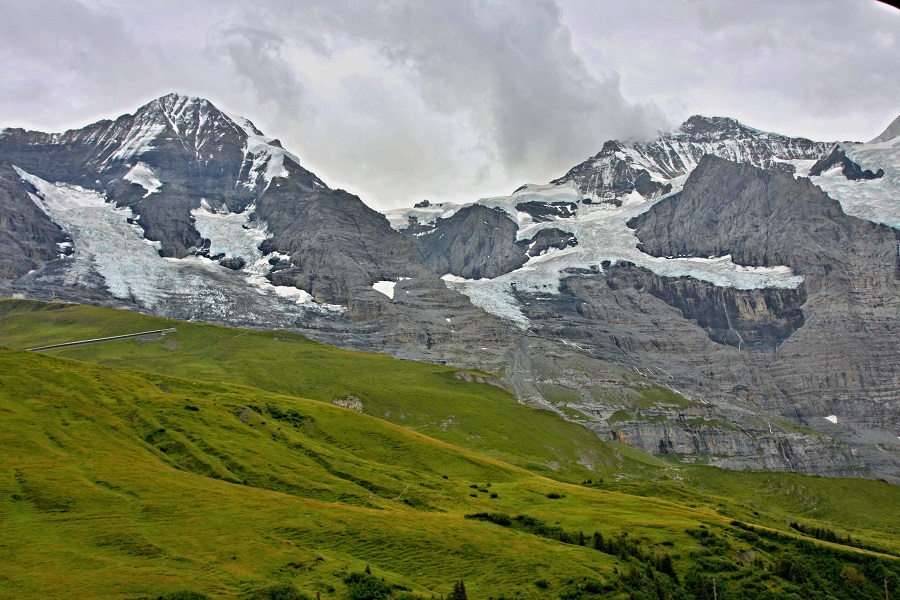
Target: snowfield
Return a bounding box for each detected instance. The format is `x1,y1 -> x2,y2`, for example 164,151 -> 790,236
808,135 -> 900,229
15,167 -> 340,315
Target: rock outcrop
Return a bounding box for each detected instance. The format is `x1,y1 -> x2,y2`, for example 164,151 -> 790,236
808,144 -> 884,180
0,160 -> 70,279
408,204 -> 527,280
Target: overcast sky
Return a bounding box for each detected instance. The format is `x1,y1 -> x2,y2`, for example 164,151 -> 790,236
1,0 -> 898,209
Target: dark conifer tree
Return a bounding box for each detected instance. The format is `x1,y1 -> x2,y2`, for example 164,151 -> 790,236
448,579 -> 468,600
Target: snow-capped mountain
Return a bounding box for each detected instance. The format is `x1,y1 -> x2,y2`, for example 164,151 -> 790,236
384,116 -> 840,326
1,97 -> 898,480
384,115 -> 899,479
0,94 -> 445,307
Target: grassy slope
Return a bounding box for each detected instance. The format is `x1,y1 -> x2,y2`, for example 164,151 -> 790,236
1,300 -> 898,598
1,348 -> 721,599
0,299 -> 649,482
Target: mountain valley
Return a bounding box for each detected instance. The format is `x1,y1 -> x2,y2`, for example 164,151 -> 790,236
1,94 -> 898,484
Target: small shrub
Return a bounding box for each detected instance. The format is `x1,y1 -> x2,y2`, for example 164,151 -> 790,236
344,571 -> 392,600
546,492 -> 564,499
251,583 -> 311,600
535,579 -> 549,589
465,512 -> 512,526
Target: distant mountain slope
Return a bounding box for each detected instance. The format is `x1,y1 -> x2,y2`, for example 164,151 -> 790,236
0,94 -> 506,368
0,93 -> 425,302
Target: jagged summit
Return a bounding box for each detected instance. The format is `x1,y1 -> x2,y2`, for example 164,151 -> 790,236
679,114 -> 757,137
551,114 -> 829,205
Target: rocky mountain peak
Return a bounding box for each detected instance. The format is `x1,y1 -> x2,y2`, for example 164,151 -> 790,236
552,114 -> 828,205
679,114 -> 749,137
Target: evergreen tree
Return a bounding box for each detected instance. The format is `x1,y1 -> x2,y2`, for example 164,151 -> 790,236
447,579 -> 467,600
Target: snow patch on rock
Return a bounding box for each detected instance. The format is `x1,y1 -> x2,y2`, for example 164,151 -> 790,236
191,202 -> 267,265
372,277 -> 411,300
223,110 -> 303,190
123,162 -> 163,197
373,280 -> 397,300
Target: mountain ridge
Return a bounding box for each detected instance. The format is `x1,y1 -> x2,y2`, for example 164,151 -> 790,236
1,94 -> 898,480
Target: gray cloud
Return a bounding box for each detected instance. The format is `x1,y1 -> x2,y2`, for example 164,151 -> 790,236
561,0 -> 900,141
263,0 -> 667,174
215,26 -> 312,124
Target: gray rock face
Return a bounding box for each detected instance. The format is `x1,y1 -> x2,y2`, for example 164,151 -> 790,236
0,160 -> 69,278
628,155 -> 899,286
504,156 -> 899,478
256,183 -> 435,305
406,204 -> 528,279
602,262 -> 806,351
514,200 -> 578,221
867,113 -> 900,144
524,228 -> 578,258
553,115 -> 829,205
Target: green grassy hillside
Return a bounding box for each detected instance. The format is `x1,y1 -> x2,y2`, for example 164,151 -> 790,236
1,300 -> 898,599
0,299 -> 650,482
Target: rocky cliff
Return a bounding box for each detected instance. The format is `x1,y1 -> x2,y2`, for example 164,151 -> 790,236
503,157 -> 899,477
0,160 -> 69,278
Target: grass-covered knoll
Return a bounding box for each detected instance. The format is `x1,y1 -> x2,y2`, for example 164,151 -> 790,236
0,299 -> 652,482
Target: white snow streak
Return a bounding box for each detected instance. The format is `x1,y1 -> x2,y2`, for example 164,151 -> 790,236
222,110 -> 301,190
